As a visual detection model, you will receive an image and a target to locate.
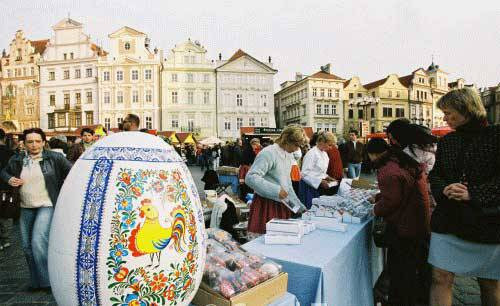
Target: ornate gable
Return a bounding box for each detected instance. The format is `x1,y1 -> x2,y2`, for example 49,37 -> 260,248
109,26 -> 146,38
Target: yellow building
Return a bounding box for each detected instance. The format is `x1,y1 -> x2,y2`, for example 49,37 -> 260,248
0,30 -> 48,131
399,68 -> 433,127
343,76 -> 377,136
97,26 -> 162,130
361,74 -> 409,133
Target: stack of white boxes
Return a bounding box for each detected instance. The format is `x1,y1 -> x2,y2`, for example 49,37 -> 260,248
264,219 -> 315,245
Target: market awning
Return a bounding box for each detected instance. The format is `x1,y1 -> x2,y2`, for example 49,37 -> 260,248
366,132 -> 387,139
176,132 -> 196,144
157,131 -> 179,143
432,126 -> 454,137
199,136 -> 223,145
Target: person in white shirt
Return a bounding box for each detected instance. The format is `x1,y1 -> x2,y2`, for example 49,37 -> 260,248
299,131 -> 338,209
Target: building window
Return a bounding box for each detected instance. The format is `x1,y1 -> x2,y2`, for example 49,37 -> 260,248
349,93 -> 354,99
249,117 -> 255,127
332,104 -> 337,115
335,89 -> 340,98
316,123 -> 323,132
49,94 -> 56,106
76,92 -> 81,104
224,120 -> 231,131
313,88 -> 317,97
187,73 -> 193,83
357,93 -> 362,98
187,91 -> 194,104
48,114 -> 55,129
75,69 -> 81,79
86,92 -> 92,104
372,91 -> 375,97
104,92 -> 110,104
371,108 -> 375,118
203,91 -> 210,104
75,112 -> 82,127
203,74 -> 210,83
30,67 -> 35,76
261,117 -> 268,127
187,116 -> 194,132
116,71 -> 123,81
316,104 -> 322,115
383,107 -> 393,117
146,90 -> 152,103
104,118 -> 111,130
396,91 -> 400,98
63,70 -> 70,79
145,116 -> 152,129
396,108 -> 405,117
320,89 -> 325,97
64,53 -> 67,60
132,91 -> 139,103
328,89 -> 332,97
323,104 -> 330,115
424,92 -> 427,100
117,117 -> 124,127
103,71 -> 110,81
125,42 -> 130,50
349,109 -> 354,119
236,94 -> 243,107
388,91 -> 392,98
171,73 -> 177,82
57,113 -> 66,127
86,68 -> 92,78
332,124 -> 337,133
86,111 -> 93,125
172,91 -> 178,104
131,70 -> 138,80
145,69 -> 152,80
324,123 -> 330,132
117,91 -> 123,103
64,93 -> 70,107
358,109 -> 364,119
236,118 -> 243,129
171,114 -> 179,128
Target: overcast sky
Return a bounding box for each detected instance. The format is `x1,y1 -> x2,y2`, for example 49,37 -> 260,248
1,0 -> 499,90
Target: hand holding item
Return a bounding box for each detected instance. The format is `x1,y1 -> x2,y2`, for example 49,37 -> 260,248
278,188 -> 288,200
320,180 -> 330,189
443,183 -> 470,202
368,195 -> 376,204
8,177 -> 24,187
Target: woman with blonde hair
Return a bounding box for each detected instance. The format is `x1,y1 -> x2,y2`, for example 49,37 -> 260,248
245,125 -> 307,234
299,131 -> 338,209
428,88 -> 500,305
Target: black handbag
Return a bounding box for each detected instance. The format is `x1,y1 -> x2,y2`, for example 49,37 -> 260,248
0,189 -> 20,219
373,216 -> 389,248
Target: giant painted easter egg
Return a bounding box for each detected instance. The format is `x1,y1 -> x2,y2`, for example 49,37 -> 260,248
48,132 -> 206,306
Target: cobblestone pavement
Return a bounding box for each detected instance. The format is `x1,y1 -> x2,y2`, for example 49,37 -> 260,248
0,166 -> 481,305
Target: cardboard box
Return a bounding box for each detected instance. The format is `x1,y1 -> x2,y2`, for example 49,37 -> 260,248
265,233 -> 302,245
266,219 -> 304,236
193,272 -> 288,306
310,216 -> 348,232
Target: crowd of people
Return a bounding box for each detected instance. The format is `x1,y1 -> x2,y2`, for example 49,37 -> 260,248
0,88 -> 498,305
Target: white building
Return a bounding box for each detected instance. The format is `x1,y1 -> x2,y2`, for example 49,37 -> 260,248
275,65 -> 345,135
161,39 -> 216,137
97,26 -> 162,131
39,18 -> 103,131
216,49 -> 277,140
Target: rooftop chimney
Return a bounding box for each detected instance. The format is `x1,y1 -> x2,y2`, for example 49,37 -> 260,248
320,63 -> 331,74
268,56 -> 272,63
154,47 -> 158,54
219,53 -> 222,60
295,72 -> 303,81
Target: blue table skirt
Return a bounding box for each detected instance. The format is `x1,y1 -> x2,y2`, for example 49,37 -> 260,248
218,174 -> 239,194
243,219 -> 383,306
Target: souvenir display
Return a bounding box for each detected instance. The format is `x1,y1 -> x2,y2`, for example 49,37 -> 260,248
48,132 -> 206,306
203,229 -> 282,298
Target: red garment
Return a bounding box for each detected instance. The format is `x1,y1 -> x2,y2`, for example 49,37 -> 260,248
290,164 -> 301,182
326,146 -> 344,181
239,165 -> 250,182
248,194 -> 291,234
374,159 -> 431,238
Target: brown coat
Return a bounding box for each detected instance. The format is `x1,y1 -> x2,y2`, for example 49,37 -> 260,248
374,159 -> 431,238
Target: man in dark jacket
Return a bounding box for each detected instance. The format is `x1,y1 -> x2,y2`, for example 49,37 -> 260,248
67,128 -> 94,163
344,129 -> 365,179
0,129 -> 15,250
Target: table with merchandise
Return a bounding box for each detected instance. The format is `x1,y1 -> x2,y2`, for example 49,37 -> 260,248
243,188 -> 384,306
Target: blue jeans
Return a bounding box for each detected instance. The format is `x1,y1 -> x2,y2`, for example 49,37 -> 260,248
19,207 -> 54,288
347,163 -> 362,179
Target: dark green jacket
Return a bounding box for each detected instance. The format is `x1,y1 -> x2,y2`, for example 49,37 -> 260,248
0,150 -> 72,206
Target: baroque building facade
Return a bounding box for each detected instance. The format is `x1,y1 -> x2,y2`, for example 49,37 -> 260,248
216,49 -> 277,140
39,18 -> 104,131
342,76 -> 377,136
161,39 -> 216,137
481,84 -> 500,124
97,26 -> 162,131
275,65 -> 345,135
0,30 -> 48,131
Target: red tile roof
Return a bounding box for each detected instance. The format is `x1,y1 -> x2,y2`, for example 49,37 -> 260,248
91,44 -> 108,56
343,79 -> 352,88
398,74 -> 414,87
227,49 -> 249,63
30,39 -> 49,55
364,77 -> 388,90
309,71 -> 344,81
176,132 -> 197,143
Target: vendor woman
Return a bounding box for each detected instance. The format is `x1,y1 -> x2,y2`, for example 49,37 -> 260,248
299,131 -> 338,209
245,125 -> 307,234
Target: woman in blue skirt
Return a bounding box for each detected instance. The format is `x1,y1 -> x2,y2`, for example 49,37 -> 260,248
428,88 -> 500,305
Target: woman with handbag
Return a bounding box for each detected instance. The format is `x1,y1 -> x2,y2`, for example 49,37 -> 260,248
0,128 -> 72,291
428,88 -> 500,306
367,138 -> 431,306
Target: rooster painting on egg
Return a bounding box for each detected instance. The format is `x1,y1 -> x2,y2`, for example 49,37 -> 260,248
128,198 -> 186,268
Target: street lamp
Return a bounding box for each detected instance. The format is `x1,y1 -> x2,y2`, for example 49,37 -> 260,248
348,96 -> 379,135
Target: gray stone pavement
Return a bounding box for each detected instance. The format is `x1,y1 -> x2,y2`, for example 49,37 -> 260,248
0,166 -> 481,305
